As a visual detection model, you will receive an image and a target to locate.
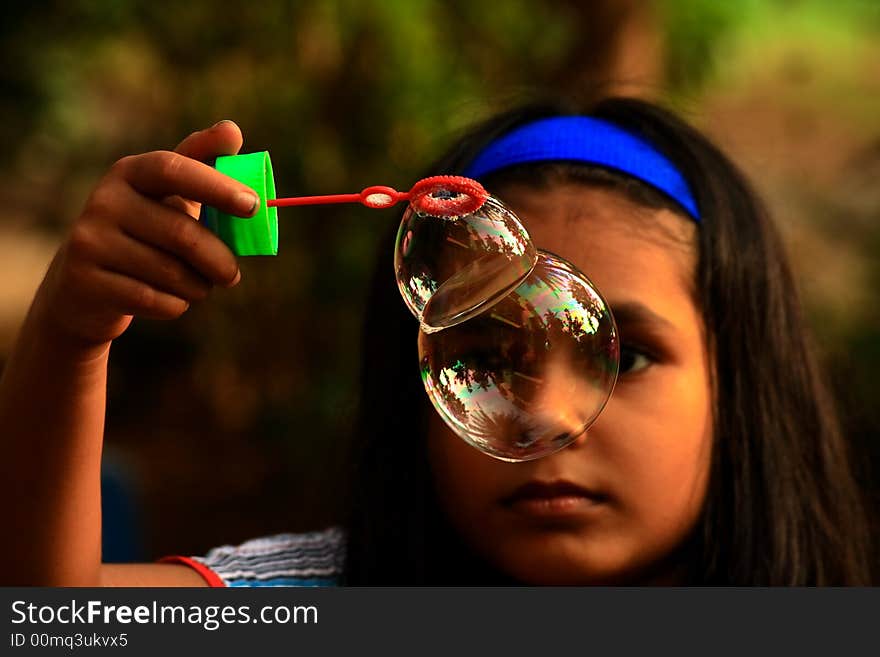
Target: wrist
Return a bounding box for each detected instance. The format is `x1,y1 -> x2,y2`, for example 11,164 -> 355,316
25,287 -> 112,367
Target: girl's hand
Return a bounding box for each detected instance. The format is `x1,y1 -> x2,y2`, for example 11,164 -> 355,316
35,121 -> 258,349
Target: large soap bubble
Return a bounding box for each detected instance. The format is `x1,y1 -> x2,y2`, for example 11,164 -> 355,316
418,250 -> 619,461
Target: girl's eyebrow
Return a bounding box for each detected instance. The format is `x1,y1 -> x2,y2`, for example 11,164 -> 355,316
609,301 -> 676,331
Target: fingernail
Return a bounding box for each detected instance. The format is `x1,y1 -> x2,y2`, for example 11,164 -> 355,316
237,192 -> 259,217
229,269 -> 242,287
212,119 -> 234,129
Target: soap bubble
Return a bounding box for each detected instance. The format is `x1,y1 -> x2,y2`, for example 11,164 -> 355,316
418,250 -> 619,461
393,183 -> 619,461
394,191 -> 538,332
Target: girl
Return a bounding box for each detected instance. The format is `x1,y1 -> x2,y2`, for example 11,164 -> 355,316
0,96 -> 873,586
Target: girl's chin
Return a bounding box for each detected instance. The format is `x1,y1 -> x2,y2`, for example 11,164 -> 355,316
488,533 -> 689,586
482,533 -> 630,585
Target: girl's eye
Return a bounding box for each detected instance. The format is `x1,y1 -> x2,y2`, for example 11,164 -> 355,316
619,345 -> 653,375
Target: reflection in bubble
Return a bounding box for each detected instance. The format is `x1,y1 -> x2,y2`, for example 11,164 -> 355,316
418,251 -> 619,461
395,196 -> 537,331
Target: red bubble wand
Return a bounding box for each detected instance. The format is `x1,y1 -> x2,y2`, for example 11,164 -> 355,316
267,175 -> 489,216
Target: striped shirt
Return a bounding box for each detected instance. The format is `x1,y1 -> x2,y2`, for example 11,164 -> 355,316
161,526 -> 345,587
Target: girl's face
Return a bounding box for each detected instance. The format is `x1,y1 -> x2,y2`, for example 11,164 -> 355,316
427,182 -> 713,585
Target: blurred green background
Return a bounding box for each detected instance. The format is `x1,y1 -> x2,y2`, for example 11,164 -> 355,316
0,0 -> 877,560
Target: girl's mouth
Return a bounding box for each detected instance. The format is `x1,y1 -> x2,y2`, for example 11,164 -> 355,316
501,480 -> 609,519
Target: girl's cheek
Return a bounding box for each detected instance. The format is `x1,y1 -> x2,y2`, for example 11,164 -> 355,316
427,418 -> 506,513
605,369 -> 712,526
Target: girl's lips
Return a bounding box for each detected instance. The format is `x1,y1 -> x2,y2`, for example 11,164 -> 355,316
501,480 -> 609,518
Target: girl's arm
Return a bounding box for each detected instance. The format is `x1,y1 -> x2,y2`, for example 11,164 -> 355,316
0,284 -> 208,586
0,290 -> 110,585
0,122 -> 256,585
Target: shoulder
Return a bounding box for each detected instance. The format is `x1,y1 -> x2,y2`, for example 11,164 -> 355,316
187,526 -> 346,587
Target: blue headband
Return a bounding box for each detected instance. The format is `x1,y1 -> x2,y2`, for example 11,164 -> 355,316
462,115 -> 701,222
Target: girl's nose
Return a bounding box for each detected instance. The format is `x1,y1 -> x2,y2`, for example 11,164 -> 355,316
566,428 -> 590,450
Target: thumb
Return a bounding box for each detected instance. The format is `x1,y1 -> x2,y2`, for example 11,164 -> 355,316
174,119 -> 244,161
165,120 -> 245,218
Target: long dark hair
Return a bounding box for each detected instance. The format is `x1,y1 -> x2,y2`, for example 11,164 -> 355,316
342,95 -> 875,585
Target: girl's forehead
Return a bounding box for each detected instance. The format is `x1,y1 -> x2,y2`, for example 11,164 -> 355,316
496,183 -> 698,323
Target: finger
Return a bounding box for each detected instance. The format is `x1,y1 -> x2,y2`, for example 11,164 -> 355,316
117,150 -> 259,218
174,120 -> 243,162
171,121 -> 245,218
96,228 -> 213,303
116,185 -> 241,287
84,267 -> 191,320
162,194 -> 199,220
